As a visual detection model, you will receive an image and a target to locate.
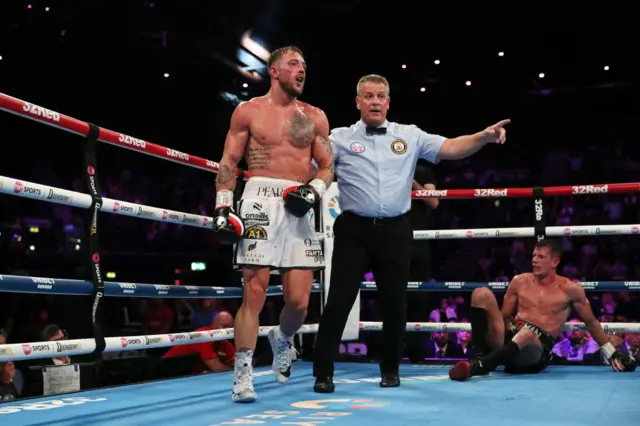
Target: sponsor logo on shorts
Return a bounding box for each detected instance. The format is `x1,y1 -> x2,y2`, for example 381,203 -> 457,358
304,238 -> 321,247
247,242 -> 258,252
244,225 -> 267,240
253,202 -> 262,211
305,249 -> 324,263
256,186 -> 284,198
243,212 -> 269,226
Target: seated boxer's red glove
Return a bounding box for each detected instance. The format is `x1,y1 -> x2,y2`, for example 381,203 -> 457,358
283,179 -> 326,218
212,190 -> 245,245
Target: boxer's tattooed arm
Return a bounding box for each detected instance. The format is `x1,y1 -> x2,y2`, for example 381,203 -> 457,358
216,103 -> 251,191
311,110 -> 335,189
246,146 -> 271,171
216,165 -> 236,186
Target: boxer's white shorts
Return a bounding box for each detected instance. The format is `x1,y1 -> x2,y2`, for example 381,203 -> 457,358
234,177 -> 324,269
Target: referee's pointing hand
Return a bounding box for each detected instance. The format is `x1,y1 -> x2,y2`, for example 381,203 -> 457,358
481,119 -> 510,144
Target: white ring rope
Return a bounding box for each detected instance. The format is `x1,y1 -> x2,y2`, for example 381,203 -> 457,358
2,321 -> 637,362
4,174 -> 640,242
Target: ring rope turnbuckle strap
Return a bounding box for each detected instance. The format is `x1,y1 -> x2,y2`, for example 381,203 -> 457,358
83,123 -> 106,357
532,186 -> 546,242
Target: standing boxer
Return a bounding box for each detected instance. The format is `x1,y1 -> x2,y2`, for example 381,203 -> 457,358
313,73 -> 509,393
212,46 -> 334,403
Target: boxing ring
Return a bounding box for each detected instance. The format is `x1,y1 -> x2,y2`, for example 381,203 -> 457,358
1,92 -> 639,425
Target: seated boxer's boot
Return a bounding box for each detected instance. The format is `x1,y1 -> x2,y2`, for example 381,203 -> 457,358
268,326 -> 295,383
232,350 -> 257,403
449,359 -> 490,382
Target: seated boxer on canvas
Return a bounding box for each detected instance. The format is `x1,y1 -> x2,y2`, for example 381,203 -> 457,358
212,46 -> 334,402
449,239 -> 636,381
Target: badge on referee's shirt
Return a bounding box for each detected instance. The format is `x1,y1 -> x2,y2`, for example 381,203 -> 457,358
391,139 -> 407,154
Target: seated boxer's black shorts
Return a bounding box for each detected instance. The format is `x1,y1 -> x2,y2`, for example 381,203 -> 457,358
503,317 -> 557,374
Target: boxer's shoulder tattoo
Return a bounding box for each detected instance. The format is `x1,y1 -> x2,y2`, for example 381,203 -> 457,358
246,145 -> 271,171
289,111 -> 315,147
216,164 -> 235,186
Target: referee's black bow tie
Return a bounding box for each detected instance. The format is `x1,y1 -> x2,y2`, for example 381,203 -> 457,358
366,127 -> 387,135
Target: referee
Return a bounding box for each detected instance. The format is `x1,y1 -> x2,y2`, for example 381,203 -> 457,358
313,74 -> 509,393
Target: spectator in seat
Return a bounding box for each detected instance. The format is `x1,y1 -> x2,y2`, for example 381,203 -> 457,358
425,331 -> 463,359
192,298 -> 219,329
429,298 -> 458,322
41,324 -> 70,366
621,333 -> 640,360
552,318 -> 599,364
163,311 -> 235,374
144,299 -> 174,335
0,362 -> 19,401
457,326 -> 472,358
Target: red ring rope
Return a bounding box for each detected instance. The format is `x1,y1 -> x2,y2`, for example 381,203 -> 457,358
2,91 -> 638,198
0,92 -> 249,180
411,183 -> 640,199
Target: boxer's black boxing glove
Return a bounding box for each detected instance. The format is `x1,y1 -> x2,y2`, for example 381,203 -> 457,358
283,179 -> 327,218
213,190 -> 245,245
602,342 -> 637,372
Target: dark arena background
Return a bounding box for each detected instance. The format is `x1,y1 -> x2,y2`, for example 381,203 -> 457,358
0,1 -> 639,425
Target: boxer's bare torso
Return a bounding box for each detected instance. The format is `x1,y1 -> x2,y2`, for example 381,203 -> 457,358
222,96 -> 328,185
503,272 -> 579,338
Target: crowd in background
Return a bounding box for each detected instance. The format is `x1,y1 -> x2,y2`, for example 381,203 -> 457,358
2,138 -> 640,402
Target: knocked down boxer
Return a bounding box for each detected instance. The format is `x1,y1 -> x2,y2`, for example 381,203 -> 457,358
213,46 -> 334,403
449,239 -> 636,381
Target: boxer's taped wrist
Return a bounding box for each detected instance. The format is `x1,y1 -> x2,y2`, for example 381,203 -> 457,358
308,179 -> 326,198
216,190 -> 233,209
601,342 -> 616,359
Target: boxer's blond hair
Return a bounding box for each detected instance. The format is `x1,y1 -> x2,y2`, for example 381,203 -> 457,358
357,74 -> 390,97
268,46 -> 304,69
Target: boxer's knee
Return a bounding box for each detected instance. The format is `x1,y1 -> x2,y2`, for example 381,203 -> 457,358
282,269 -> 312,313
242,267 -> 269,314
511,327 -> 539,346
471,287 -> 497,308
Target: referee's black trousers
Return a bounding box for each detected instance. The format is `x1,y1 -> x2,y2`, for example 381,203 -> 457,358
313,211 -> 413,378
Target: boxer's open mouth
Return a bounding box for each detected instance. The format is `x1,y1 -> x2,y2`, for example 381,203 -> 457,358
296,76 -> 304,83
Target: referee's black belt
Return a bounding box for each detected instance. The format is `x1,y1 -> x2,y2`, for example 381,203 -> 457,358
342,210 -> 406,226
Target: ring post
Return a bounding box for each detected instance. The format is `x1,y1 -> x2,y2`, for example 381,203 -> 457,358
82,123 -> 107,366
